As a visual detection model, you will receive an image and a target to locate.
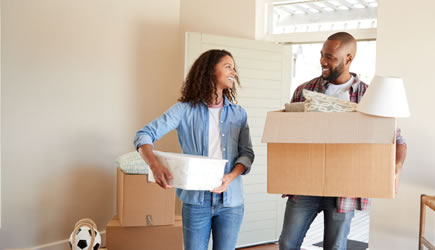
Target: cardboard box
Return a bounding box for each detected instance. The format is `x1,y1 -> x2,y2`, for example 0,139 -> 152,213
117,167 -> 175,226
149,151 -> 227,190
106,216 -> 183,250
262,111 -> 396,198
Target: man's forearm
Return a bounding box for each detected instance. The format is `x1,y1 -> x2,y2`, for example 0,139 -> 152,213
396,143 -> 407,167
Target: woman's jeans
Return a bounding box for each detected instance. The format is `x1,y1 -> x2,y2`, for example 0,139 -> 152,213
182,192 -> 244,250
279,195 -> 354,250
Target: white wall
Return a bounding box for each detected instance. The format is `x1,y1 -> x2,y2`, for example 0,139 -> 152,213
1,0 -> 181,248
370,0 -> 435,249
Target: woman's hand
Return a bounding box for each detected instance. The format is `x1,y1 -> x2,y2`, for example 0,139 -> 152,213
150,162 -> 173,189
211,173 -> 234,193
211,173 -> 236,194
211,163 -> 246,194
138,144 -> 173,189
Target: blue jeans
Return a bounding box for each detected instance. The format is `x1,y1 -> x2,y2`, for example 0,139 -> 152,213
182,192 -> 244,250
279,196 -> 354,250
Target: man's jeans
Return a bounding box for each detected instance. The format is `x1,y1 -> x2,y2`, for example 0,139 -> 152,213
182,191 -> 244,250
279,195 -> 354,250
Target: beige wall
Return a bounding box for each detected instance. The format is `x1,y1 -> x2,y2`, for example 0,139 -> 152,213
179,0 -> 258,85
0,0 -> 263,247
6,0 -> 433,248
1,0 -> 181,248
0,0 -> 2,228
180,0 -> 257,40
370,0 -> 435,249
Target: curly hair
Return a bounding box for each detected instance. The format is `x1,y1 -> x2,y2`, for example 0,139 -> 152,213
179,49 -> 240,106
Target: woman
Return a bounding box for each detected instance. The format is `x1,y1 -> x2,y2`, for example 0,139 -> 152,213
134,49 -> 255,250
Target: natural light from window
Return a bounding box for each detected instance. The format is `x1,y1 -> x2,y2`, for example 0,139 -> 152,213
290,41 -> 376,96
271,0 -> 377,34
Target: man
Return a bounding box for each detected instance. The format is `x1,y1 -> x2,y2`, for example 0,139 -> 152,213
278,32 -> 407,250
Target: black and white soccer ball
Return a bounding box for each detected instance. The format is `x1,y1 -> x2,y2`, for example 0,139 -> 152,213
69,225 -> 101,250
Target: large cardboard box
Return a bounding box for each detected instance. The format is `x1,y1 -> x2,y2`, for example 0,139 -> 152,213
106,216 -> 183,250
117,167 -> 175,226
262,111 -> 396,198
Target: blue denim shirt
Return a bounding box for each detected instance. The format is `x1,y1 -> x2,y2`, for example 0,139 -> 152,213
134,96 -> 255,207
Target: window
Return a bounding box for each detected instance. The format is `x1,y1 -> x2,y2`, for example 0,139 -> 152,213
291,40 -> 376,95
266,0 -> 377,35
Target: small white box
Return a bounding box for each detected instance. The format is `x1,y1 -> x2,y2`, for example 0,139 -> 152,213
148,151 -> 227,190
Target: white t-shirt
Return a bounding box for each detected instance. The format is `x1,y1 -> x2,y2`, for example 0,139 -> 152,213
208,106 -> 223,159
325,75 -> 354,101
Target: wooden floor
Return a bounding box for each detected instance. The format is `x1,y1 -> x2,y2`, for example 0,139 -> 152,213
238,243 -> 278,250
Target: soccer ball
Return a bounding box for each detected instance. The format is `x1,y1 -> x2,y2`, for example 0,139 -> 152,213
69,225 -> 101,250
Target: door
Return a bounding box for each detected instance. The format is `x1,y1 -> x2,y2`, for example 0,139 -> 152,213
184,32 -> 292,247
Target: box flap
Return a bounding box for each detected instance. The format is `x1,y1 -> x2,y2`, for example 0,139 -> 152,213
261,111 -> 396,144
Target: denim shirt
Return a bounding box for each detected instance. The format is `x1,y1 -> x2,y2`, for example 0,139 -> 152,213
134,96 -> 255,207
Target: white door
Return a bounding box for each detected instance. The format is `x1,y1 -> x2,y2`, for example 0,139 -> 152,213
185,32 -> 292,247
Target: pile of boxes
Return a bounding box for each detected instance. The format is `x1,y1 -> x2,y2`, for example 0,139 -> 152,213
105,167 -> 183,250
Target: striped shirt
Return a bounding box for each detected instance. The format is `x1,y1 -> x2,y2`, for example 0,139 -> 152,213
291,73 -> 405,213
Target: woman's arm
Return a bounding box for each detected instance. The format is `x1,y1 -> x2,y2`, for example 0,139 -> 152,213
134,102 -> 185,189
235,110 -> 255,175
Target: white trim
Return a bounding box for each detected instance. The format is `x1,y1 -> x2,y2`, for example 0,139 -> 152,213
184,32 -> 202,78
265,0 -> 324,4
9,231 -> 107,250
280,45 -> 292,105
277,8 -> 376,26
265,28 -> 376,44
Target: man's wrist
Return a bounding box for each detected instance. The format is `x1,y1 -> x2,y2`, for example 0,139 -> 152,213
395,162 -> 403,173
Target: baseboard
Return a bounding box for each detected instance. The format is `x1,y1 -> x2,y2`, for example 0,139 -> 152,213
6,231 -> 106,250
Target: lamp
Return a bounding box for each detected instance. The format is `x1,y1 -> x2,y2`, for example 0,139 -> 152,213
357,75 -> 410,118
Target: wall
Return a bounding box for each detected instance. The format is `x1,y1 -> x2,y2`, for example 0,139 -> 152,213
179,0 -> 257,41
0,0 -> 2,228
1,0 -> 181,248
178,0 -> 259,101
370,0 -> 435,249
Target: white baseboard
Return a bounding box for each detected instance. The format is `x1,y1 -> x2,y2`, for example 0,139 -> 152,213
5,231 -> 106,250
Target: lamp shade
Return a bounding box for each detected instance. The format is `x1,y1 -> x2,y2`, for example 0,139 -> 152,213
357,75 -> 410,118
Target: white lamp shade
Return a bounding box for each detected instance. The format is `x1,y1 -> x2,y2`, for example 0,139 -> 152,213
357,75 -> 410,118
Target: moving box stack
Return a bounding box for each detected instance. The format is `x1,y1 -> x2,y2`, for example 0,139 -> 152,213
106,166 -> 183,250
106,150 -> 226,249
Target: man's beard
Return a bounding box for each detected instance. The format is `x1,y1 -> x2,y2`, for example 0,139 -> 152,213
322,62 -> 345,82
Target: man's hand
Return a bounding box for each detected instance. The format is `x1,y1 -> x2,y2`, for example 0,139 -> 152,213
150,162 -> 173,189
395,162 -> 403,194
394,143 -> 407,194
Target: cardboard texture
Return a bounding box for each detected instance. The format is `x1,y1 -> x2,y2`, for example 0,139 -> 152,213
262,111 -> 396,198
262,111 -> 395,144
117,167 -> 175,227
106,216 -> 183,250
175,197 -> 182,217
